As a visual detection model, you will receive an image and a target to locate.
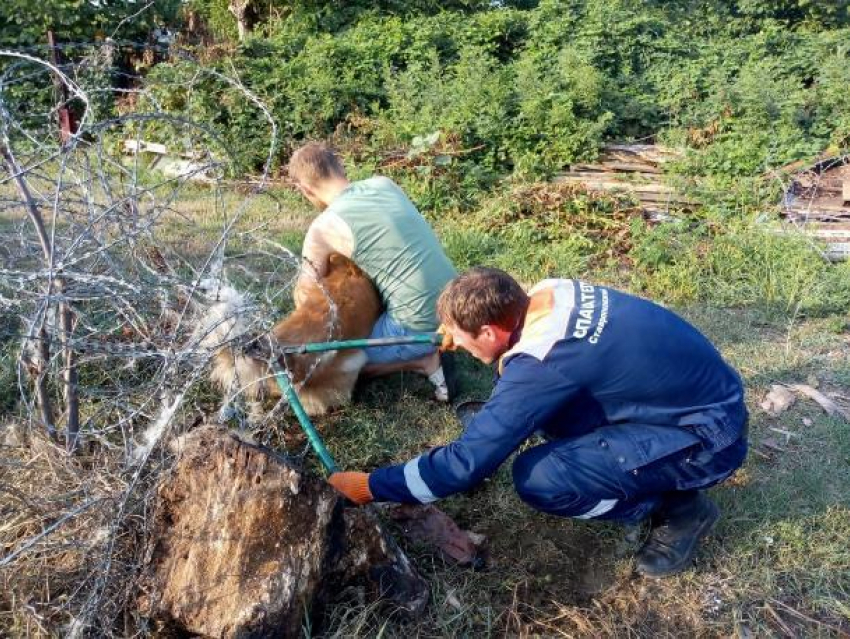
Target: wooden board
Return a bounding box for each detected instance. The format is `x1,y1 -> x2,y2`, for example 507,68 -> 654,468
784,208 -> 850,222
571,162 -> 662,174
555,144 -> 692,210
554,175 -> 675,193
786,199 -> 849,213
600,144 -> 681,165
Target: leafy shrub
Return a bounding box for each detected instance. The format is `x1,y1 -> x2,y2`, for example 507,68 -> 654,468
378,46 -> 513,157
0,316 -> 20,416
0,0 -> 181,46
735,0 -> 850,27
9,0 -> 850,322
139,60 -> 272,174
509,45 -> 613,175
123,0 -> 847,187
657,25 -> 850,176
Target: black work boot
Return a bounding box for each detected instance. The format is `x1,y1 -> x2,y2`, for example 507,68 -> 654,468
635,491 -> 720,578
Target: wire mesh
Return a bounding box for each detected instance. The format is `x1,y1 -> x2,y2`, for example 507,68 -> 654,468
0,42 -> 328,635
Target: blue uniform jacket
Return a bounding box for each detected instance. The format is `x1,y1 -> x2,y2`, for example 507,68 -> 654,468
369,280 -> 748,504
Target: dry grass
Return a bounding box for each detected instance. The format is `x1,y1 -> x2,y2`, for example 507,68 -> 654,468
2,179 -> 850,637
0,428 -> 160,637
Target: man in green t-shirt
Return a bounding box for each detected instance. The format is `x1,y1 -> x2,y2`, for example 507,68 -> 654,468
288,142 -> 458,401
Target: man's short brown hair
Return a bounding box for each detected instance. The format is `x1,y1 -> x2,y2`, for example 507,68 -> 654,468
437,267 -> 528,335
287,142 -> 346,186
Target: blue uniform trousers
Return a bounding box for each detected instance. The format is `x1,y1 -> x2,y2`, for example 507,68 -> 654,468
512,423 -> 747,525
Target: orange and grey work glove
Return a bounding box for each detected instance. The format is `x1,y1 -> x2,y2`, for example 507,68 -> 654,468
437,323 -> 457,352
328,471 -> 373,505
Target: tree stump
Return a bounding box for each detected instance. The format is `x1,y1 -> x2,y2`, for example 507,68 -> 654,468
139,425 -> 427,637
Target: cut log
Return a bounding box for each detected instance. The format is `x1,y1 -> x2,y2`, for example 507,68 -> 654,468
139,425 -> 427,637
843,179 -> 850,205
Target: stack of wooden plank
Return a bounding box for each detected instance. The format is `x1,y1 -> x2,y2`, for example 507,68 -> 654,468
554,144 -> 692,214
781,157 -> 850,261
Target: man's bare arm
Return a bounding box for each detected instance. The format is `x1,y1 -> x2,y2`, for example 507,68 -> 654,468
295,211 -> 355,305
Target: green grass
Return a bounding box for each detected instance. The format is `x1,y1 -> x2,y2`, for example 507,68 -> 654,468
4,170 -> 850,636
299,305 -> 850,637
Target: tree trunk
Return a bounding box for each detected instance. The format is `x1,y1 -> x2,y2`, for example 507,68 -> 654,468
140,425 -> 427,637
0,143 -> 59,441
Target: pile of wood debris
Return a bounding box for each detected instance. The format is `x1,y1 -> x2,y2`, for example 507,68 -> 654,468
554,144 -> 692,219
780,156 -> 850,261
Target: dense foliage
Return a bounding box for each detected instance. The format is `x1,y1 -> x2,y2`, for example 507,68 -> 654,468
6,0 -> 846,179
0,0 -> 181,46
3,0 -> 850,310
132,0 -> 850,180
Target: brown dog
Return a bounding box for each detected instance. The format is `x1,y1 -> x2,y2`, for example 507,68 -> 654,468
205,253 -> 381,416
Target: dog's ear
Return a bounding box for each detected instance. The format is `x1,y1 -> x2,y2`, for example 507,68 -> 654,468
326,253 -> 346,271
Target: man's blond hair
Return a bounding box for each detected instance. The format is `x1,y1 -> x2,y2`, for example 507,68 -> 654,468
287,142 -> 346,186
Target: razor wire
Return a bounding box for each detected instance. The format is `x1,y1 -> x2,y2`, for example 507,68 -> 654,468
0,41 -> 340,636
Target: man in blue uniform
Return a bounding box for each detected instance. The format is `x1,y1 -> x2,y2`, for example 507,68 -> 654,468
329,267 -> 748,577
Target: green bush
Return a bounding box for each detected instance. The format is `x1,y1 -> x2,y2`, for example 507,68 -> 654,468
378,46 -> 513,153
118,0 -> 848,187
140,60 -> 272,174
7,0 -> 850,323
508,44 -> 613,175
735,0 -> 850,27
656,26 -> 850,176
0,0 -> 181,46
0,322 -> 20,417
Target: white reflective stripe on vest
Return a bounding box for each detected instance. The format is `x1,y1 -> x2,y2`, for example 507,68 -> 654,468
403,457 -> 438,503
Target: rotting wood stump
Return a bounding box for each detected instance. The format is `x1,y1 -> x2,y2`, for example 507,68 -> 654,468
139,424 -> 427,638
